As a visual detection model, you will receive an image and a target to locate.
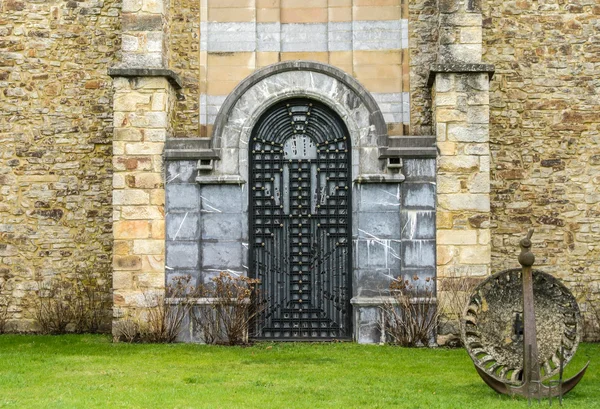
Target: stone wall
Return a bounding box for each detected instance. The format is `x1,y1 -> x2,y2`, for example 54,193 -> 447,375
483,2 -> 600,299
0,0 -> 119,330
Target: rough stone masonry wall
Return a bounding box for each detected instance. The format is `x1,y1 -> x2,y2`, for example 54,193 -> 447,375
0,0 -> 119,330
483,2 -> 600,300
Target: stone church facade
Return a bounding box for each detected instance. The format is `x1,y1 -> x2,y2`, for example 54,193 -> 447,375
1,0 -> 598,342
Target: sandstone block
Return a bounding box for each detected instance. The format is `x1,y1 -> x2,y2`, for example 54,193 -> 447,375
113,189 -> 150,205
438,155 -> 480,172
437,174 -> 461,193
151,220 -> 165,239
436,108 -> 466,123
133,239 -> 164,255
125,142 -> 164,155
437,229 -> 478,245
115,92 -> 152,112
114,220 -> 151,239
458,245 -> 491,264
460,26 -> 482,44
467,172 -> 490,193
121,205 -> 164,220
438,193 -> 490,211
437,245 -> 458,265
142,255 -> 165,272
115,128 -> 143,141
113,255 -> 142,270
447,124 -> 489,142
437,141 -> 457,156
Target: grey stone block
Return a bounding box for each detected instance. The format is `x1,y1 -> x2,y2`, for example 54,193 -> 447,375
358,212 -> 400,239
402,182 -> 435,210
199,185 -> 244,213
358,184 -> 401,213
166,241 -> 199,269
201,212 -> 243,240
166,184 -> 200,211
166,160 -> 197,184
402,159 -> 436,182
401,239 -> 435,268
400,211 -> 435,240
356,306 -> 381,344
356,238 -> 401,270
355,269 -> 394,297
167,212 -> 200,241
201,242 -> 244,269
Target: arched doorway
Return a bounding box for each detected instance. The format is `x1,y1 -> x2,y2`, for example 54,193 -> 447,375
249,98 -> 352,340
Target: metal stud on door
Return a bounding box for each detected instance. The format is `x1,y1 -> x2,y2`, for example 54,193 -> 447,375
250,99 -> 352,340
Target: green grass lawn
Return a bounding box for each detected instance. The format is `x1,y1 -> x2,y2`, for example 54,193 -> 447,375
0,335 -> 597,409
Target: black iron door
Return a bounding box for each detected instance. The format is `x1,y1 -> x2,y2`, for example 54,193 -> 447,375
249,99 -> 352,340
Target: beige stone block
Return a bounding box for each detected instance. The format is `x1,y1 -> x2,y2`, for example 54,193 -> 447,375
458,245 -> 491,265
144,129 -> 167,142
437,245 -> 458,265
437,141 -> 456,156
257,7 -> 279,22
121,205 -> 164,220
150,189 -> 165,206
479,156 -> 490,172
151,220 -> 165,239
113,270 -> 134,290
256,52 -> 279,67
113,189 -> 150,206
142,255 -> 165,272
280,52 -> 329,63
114,240 -> 132,255
122,0 -> 142,12
436,108 -> 466,123
352,6 -> 401,20
438,193 -> 490,212
136,272 -> 165,289
114,141 -> 125,155
437,211 -> 454,229
463,143 -> 488,156
133,239 -> 164,255
207,80 -> 241,96
127,112 -> 168,128
113,78 -> 132,90
354,64 -> 401,79
359,77 -> 402,93
151,93 -> 167,111
437,175 -> 461,194
329,6 -> 351,21
460,26 -> 482,44
257,0 -> 279,7
114,174 -> 126,189
113,255 -> 142,271
466,105 -> 489,124
478,229 -> 491,245
329,0 -> 351,6
115,128 -> 143,141
114,220 -> 151,239
329,51 -> 352,67
438,155 -> 479,172
353,50 -> 401,66
132,77 -> 170,90
354,0 -> 398,4
281,7 -> 327,23
142,0 -> 164,14
208,0 -> 253,6
128,173 -> 163,189
125,142 -> 164,155
207,52 -> 254,67
435,92 -> 458,107
207,65 -> 255,82
114,156 -> 154,172
436,122 -> 447,141
437,229 -> 478,245
208,7 -> 255,22
151,155 -> 164,173
282,0 -> 326,7
467,172 -> 490,193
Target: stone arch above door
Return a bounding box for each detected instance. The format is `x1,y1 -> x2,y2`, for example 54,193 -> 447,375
207,61 -> 393,182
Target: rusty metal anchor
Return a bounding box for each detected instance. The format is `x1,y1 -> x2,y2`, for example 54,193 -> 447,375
471,230 -> 589,400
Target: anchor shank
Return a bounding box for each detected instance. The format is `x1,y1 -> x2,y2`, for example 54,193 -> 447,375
522,264 -> 541,383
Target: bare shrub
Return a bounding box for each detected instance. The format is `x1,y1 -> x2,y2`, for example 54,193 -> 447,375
31,268 -> 112,335
380,275 -> 439,347
436,274 -> 483,346
113,277 -> 192,343
72,267 -> 112,333
192,272 -> 264,345
572,276 -> 600,342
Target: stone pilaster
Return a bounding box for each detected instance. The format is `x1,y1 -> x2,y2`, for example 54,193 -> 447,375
111,75 -> 177,323
121,0 -> 170,68
429,0 -> 494,343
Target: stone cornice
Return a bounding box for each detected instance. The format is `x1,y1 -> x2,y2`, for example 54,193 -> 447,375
108,67 -> 183,89
427,63 -> 495,87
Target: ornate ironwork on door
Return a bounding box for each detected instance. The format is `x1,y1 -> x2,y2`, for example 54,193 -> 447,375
250,98 -> 352,340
